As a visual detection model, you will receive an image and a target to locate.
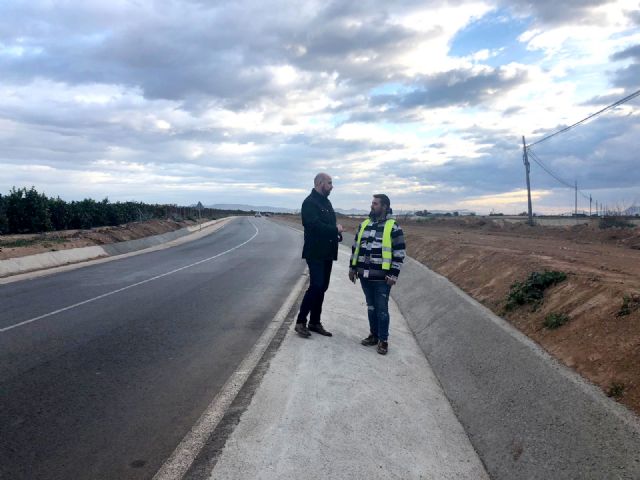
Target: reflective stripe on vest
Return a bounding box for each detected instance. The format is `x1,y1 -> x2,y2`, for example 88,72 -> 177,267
351,218 -> 396,270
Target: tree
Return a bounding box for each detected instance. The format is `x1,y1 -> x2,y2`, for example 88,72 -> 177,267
6,187 -> 51,233
0,193 -> 8,234
48,197 -> 70,230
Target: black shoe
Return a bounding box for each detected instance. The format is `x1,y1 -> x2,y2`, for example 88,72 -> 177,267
377,341 -> 388,355
361,334 -> 378,346
294,323 -> 311,338
308,323 -> 332,336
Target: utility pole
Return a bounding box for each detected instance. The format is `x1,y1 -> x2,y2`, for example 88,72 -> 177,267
589,195 -> 592,217
574,180 -> 578,216
522,136 -> 533,226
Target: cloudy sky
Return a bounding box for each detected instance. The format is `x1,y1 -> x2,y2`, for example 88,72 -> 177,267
0,0 -> 638,214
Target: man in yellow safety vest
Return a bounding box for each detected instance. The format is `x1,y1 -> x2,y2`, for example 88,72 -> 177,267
349,194 -> 405,355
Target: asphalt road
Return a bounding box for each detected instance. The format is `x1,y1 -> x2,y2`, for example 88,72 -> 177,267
0,217 -> 305,480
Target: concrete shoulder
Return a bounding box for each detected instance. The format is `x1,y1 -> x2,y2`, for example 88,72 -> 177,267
208,257 -> 489,480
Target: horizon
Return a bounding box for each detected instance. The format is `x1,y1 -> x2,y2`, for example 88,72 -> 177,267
2,186 -> 637,217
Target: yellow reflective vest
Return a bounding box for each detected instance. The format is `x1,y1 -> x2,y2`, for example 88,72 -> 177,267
351,218 -> 396,270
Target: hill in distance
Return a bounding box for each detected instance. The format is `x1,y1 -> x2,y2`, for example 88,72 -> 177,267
208,203 -> 295,213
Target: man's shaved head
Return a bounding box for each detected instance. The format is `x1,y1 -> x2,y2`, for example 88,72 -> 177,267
314,172 -> 331,186
313,172 -> 334,197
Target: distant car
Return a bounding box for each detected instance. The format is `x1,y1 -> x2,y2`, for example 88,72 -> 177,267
255,212 -> 262,217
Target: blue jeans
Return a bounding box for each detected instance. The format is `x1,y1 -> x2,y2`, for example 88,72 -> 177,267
360,279 -> 392,342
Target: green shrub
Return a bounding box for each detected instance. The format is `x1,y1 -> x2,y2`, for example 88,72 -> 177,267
607,383 -> 625,399
617,294 -> 640,317
506,270 -> 568,311
1,186 -> 241,234
6,187 -> 52,233
543,312 -> 570,329
0,193 -> 8,234
599,217 -> 635,229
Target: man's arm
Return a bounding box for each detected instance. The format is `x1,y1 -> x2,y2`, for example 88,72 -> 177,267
386,223 -> 406,283
350,225 -> 360,268
301,199 -> 338,238
348,223 -> 361,283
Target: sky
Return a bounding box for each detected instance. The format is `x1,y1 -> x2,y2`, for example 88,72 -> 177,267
0,0 -> 639,214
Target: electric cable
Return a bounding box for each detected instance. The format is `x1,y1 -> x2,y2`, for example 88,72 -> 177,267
527,88 -> 640,148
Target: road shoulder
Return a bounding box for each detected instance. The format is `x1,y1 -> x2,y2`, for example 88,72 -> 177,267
206,254 -> 489,480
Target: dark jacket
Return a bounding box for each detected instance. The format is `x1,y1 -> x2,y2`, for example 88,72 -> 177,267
301,189 -> 340,261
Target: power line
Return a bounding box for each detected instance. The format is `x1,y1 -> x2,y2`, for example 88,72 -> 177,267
527,88 -> 640,148
521,88 -> 639,215
527,148 -> 599,213
527,149 -> 573,188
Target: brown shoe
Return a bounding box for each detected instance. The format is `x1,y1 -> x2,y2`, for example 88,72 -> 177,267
361,334 -> 378,346
294,323 -> 311,338
377,341 -> 388,355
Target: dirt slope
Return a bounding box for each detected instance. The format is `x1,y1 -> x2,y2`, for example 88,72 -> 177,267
0,218 -> 203,260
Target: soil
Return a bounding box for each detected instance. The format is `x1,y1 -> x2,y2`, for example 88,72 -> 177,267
275,214 -> 640,415
0,218 -> 207,260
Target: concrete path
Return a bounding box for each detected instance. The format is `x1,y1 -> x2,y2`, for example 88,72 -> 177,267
209,252 -> 489,480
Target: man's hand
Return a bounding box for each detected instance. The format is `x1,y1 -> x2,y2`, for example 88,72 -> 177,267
337,223 -> 344,234
349,270 -> 358,283
385,275 -> 397,286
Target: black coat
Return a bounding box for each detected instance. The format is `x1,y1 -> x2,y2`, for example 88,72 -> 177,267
301,189 -> 340,261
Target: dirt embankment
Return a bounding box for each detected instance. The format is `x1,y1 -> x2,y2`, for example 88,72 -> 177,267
0,218 -> 207,260
276,215 -> 640,415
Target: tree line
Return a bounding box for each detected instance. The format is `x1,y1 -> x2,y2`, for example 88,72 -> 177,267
0,187 -> 238,235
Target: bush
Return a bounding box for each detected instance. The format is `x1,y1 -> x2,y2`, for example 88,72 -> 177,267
505,270 -> 568,311
599,217 -> 635,229
5,187 -> 52,233
0,193 -> 8,234
617,294 -> 640,317
607,383 -> 625,399
0,186 -> 242,234
48,196 -> 71,230
543,312 -> 570,329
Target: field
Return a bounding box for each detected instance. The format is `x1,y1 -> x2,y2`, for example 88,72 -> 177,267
277,215 -> 640,415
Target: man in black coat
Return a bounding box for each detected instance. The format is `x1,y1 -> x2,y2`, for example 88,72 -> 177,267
295,173 -> 344,338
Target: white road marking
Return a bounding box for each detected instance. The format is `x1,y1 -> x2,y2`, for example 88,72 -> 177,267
152,271 -> 308,480
0,220 -> 259,334
0,217 -> 234,286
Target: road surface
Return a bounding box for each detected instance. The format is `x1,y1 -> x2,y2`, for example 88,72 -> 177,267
0,217 -> 304,480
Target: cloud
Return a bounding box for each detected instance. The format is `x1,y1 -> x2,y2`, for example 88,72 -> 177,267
610,44 -> 640,89
501,0 -> 615,26
0,0 -> 638,213
369,65 -> 529,111
611,44 -> 640,61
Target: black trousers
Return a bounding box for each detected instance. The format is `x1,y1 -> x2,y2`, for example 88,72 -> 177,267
297,259 -> 333,325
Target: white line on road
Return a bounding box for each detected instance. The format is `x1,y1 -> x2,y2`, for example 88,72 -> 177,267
152,270 -> 308,480
0,220 -> 259,334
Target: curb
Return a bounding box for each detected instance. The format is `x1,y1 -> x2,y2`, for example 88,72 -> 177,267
153,270 -> 308,480
0,218 -> 231,281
